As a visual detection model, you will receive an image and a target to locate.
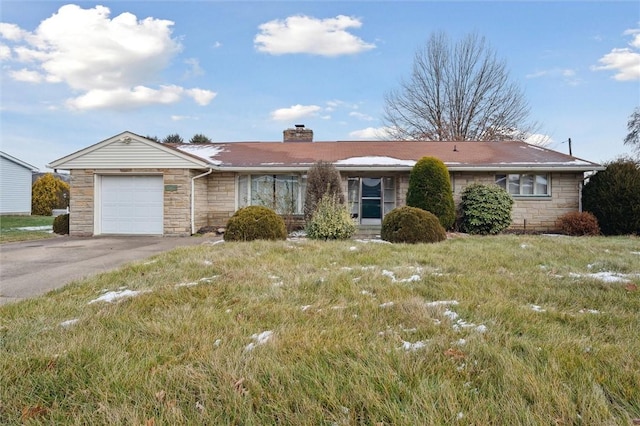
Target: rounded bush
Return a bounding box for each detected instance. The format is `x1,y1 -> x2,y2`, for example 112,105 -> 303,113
381,206 -> 446,244
582,158 -> 640,235
53,213 -> 70,235
459,184 -> 513,235
406,156 -> 455,229
224,206 -> 287,242
557,211 -> 600,236
306,195 -> 356,240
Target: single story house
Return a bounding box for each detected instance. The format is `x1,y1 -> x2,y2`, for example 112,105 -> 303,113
48,127 -> 603,236
0,151 -> 38,215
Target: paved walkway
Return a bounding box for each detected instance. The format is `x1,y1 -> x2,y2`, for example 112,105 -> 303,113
0,235 -> 219,305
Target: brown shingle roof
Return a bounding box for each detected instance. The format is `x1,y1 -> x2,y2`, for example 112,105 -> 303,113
169,140 -> 602,172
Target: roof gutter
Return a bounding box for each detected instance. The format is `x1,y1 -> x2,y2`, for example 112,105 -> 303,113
191,168 -> 213,235
207,165 -> 605,173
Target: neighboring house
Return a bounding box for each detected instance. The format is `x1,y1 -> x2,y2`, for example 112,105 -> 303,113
48,128 -> 603,236
0,151 -> 38,215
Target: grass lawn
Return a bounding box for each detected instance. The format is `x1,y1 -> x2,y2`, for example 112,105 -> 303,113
1,235 -> 639,424
0,215 -> 56,244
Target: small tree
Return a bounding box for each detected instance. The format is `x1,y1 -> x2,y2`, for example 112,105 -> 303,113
32,174 -> 70,216
190,134 -> 212,144
582,158 -> 640,235
406,156 -> 455,229
304,161 -> 344,221
162,134 -> 184,144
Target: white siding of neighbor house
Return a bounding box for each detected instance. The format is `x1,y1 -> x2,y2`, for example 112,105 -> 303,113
0,155 -> 34,214
53,138 -> 203,169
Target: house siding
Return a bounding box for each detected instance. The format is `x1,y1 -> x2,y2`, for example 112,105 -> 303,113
69,169 -> 193,236
58,139 -> 204,169
0,156 -> 33,215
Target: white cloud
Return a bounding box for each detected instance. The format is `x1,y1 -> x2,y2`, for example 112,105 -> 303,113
186,88 -> 217,105
9,68 -> 43,83
67,85 -> 187,110
0,43 -> 11,60
271,104 -> 322,121
171,115 -> 199,121
0,4 -> 216,110
255,15 -> 375,56
592,26 -> 640,81
349,127 -> 391,139
349,111 -> 373,121
184,58 -> 204,79
526,68 -> 581,86
0,23 -> 28,41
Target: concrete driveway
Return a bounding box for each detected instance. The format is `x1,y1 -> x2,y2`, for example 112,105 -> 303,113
0,235 -> 218,305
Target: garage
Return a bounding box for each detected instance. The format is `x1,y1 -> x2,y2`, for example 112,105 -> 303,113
99,175 -> 164,235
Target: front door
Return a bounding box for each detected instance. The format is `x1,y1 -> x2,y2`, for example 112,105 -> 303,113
361,178 -> 382,225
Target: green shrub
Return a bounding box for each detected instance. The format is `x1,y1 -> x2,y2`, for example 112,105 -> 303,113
304,161 -> 345,221
557,211 -> 600,236
406,156 -> 455,229
52,214 -> 70,235
306,195 -> 356,240
582,158 -> 640,235
32,174 -> 69,216
381,206 -> 446,244
459,184 -> 513,235
224,206 -> 287,242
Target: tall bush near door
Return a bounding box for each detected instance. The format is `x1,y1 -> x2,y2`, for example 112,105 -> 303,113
304,161 -> 345,221
582,158 -> 640,235
406,156 -> 455,229
32,173 -> 70,216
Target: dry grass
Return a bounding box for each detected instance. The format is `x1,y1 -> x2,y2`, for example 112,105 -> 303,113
1,235 -> 639,425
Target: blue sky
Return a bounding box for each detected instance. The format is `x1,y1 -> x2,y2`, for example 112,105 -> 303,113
1,1 -> 638,171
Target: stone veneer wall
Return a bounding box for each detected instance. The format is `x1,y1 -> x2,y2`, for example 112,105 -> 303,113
68,169 -> 193,236
69,169 -> 94,236
206,172 -> 237,227
392,171 -> 582,232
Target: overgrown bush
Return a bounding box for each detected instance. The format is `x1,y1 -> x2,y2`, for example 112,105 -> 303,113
557,211 -> 600,236
224,206 -> 287,242
381,206 -> 446,244
306,195 -> 356,240
304,161 -> 344,221
53,214 -> 70,235
459,184 -> 514,235
32,174 -> 70,216
582,158 -> 640,235
406,156 -> 455,229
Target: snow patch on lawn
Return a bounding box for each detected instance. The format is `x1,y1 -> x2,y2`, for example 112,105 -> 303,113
244,330 -> 273,352
569,271 -> 636,283
59,318 -> 79,327
88,289 -> 146,304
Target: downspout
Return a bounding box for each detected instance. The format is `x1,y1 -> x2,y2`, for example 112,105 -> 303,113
191,168 -> 213,235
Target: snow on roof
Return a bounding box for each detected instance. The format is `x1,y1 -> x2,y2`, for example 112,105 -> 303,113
175,144 -> 224,165
335,156 -> 416,166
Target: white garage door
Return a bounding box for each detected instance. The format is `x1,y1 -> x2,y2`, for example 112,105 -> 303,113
100,175 -> 163,235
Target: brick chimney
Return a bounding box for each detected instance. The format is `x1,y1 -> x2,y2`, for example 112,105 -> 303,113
283,124 -> 313,142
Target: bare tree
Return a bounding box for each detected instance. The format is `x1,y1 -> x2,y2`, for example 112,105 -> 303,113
624,107 -> 640,155
383,32 -> 532,141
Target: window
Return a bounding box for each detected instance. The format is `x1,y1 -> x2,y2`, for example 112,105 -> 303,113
238,174 -> 306,214
496,174 -> 549,196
